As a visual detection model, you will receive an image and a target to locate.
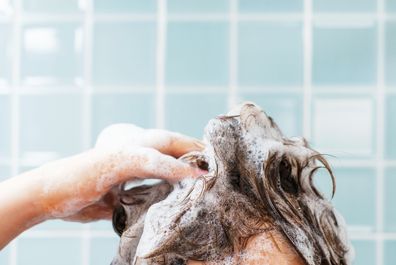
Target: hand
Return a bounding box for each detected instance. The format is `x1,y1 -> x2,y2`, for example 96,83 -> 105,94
0,124 -> 205,249
40,124 -> 206,222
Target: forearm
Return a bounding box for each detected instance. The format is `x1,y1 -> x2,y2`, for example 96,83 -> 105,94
0,168 -> 47,249
0,150 -> 107,249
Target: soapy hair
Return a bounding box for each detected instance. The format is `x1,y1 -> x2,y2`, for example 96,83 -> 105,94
179,147 -> 350,265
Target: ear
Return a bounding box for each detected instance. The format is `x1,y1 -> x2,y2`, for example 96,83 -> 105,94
112,205 -> 127,237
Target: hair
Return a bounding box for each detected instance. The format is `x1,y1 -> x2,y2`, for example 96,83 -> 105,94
176,133 -> 350,265
112,104 -> 351,265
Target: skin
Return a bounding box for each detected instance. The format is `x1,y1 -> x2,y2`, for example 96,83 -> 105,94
0,124 -> 206,250
187,230 -> 305,265
0,123 -> 304,264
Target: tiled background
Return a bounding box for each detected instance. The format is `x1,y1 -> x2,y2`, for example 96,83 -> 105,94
0,0 -> 395,264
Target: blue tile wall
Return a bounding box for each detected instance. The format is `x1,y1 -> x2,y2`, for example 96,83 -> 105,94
166,22 -> 229,87
93,0 -> 157,13
0,166 -> 10,181
313,0 -> 377,12
21,23 -> 83,87
312,96 -> 375,158
167,0 -> 229,13
387,0 -> 396,12
385,241 -> 396,265
93,22 -> 156,87
315,167 -> 376,229
91,220 -> 114,230
18,238 -> 81,265
238,0 -> 303,12
90,237 -> 119,264
165,93 -> 227,138
91,93 -> 155,142
385,167 -> 396,232
19,95 -> 83,159
386,22 -> 396,87
0,23 -> 12,85
0,96 -> 10,160
0,245 -> 10,264
238,93 -> 303,137
351,240 -> 376,265
22,0 -> 82,13
0,0 -> 393,263
386,95 -> 396,159
313,25 -> 377,86
238,22 -> 303,87
30,219 -> 84,231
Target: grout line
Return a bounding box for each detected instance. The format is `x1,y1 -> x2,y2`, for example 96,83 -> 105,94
7,13 -> 396,25
81,0 -> 94,264
155,0 -> 167,129
303,0 -> 313,141
228,0 -> 238,109
376,0 -> 386,264
9,0 -> 22,263
20,230 -> 118,238
9,12 -> 396,23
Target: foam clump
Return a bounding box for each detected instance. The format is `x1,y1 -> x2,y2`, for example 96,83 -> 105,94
111,102 -> 353,265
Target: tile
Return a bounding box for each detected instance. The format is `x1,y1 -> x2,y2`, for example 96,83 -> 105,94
23,0 -> 82,13
385,241 -> 396,264
0,0 -> 13,15
385,168 -> 396,232
93,0 -> 156,13
90,237 -> 119,264
165,93 -> 227,138
313,25 -> 377,86
21,23 -> 83,86
238,22 -> 303,86
313,0 -> 376,12
166,22 -> 229,87
90,220 -> 114,230
315,167 -> 376,229
387,0 -> 396,12
0,244 -> 10,264
91,93 -> 155,143
18,238 -> 81,265
386,96 -> 396,159
0,95 -> 10,160
238,0 -> 303,12
312,97 -> 375,157
0,23 -> 12,85
0,165 -> 10,181
30,220 -> 84,231
93,22 -> 156,86
19,95 -> 83,161
386,22 -> 396,86
238,93 -> 303,137
351,240 -> 376,265
168,0 -> 228,13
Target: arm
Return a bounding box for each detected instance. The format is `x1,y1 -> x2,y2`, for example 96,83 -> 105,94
0,124 -> 205,250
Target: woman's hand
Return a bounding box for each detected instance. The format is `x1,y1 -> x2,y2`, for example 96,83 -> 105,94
46,124 -> 206,222
0,124 -> 205,249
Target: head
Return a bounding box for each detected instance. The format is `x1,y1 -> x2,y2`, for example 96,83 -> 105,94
112,102 -> 351,265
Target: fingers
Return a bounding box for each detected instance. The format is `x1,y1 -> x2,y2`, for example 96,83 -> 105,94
144,129 -> 205,158
95,123 -> 145,150
104,148 -> 207,188
63,203 -> 113,222
95,123 -> 205,158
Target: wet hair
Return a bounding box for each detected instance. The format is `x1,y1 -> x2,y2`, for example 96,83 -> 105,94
111,103 -> 351,265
